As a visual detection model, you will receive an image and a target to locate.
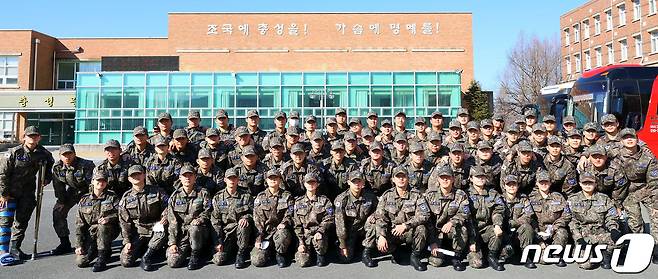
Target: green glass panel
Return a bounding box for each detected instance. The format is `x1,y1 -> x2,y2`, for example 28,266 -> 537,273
100,118 -> 121,130
393,72 -> 414,85
57,63 -> 75,80
259,86 -> 280,108
169,73 -> 190,86
100,132 -> 121,143
75,132 -> 98,144
371,86 -> 392,107
75,119 -> 98,131
122,132 -> 133,144
214,87 -> 234,108
146,87 -> 167,109
326,73 -> 347,85
76,74 -> 100,87
124,73 -> 145,86
236,73 -> 257,85
77,88 -> 99,108
438,72 -> 461,84
303,87 -> 324,107
191,87 -> 211,108
371,72 -> 392,85
122,118 -> 144,130
100,73 -> 122,87
281,73 -> 302,85
393,86 -> 414,107
303,73 -> 324,85
259,73 -> 280,86
326,86 -> 346,107
169,87 -> 190,108
146,73 -> 168,86
236,87 -> 257,107
215,73 -> 235,86
348,86 -> 369,107
348,72 -> 369,85
416,72 -> 437,85
124,88 -> 144,108
100,88 -> 122,108
416,86 -> 436,108
191,73 -> 213,86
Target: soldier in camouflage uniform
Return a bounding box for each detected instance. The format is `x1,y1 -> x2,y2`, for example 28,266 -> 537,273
563,129 -> 585,166
493,124 -> 521,161
500,141 -> 543,195
170,128 -> 199,166
292,173 -> 334,267
405,142 -> 433,193
425,132 -> 449,165
466,166 -> 505,271
95,139 -> 134,196
335,108 -> 350,136
542,115 -> 559,137
215,109 -> 235,144
466,141 -> 503,191
232,145 -> 269,196
389,133 -> 409,165
456,108 -> 470,132
578,145 -> 626,202
560,116 -> 577,139
411,117 -> 429,144
149,112 -> 174,145
359,129 -> 376,154
122,126 -> 155,165
0,126 -> 53,261
284,126 -> 303,155
300,116 -> 320,146
377,119 -> 394,153
334,171 -> 378,266
611,128 -> 658,261
464,121 -> 481,157
262,111 -> 287,152
492,114 -> 505,139
568,172 -> 621,270
307,131 -> 329,164
543,136 -> 578,195
374,167 -> 430,272
426,111 -> 445,140
444,120 -> 465,145
281,144 -> 321,197
392,110 -> 411,140
245,110 -> 267,148
323,117 -> 343,146
359,142 -> 396,196
51,144 -> 96,256
528,170 -> 569,267
582,122 -> 600,148
529,124 -> 548,159
365,111 -> 380,137
193,148 -> 225,196
251,169 -> 295,268
598,114 -> 622,158
227,127 -> 265,168
499,174 -> 536,269
424,165 -> 469,271
184,110 -> 206,145
199,128 -> 229,170
74,172 -> 120,272
435,143 -> 471,191
211,168 -> 253,269
343,132 -> 366,162
524,110 -> 538,135
480,119 -> 497,146
263,137 -> 289,170
144,137 -> 183,195
118,165 -> 169,271
320,141 -> 357,200
348,118 -> 364,138
166,165 -> 212,270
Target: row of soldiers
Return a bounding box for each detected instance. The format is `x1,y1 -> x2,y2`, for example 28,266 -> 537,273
0,106 -> 656,272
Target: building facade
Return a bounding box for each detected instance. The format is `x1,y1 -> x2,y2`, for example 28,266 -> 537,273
0,12 -> 473,145
561,0 -> 658,82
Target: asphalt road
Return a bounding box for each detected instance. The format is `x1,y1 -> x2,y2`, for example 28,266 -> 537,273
0,154 -> 655,278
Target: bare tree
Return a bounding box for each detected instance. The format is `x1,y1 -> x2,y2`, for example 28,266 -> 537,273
496,32 -> 561,119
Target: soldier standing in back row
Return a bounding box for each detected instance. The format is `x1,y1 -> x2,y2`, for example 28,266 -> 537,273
144,137 -> 183,195
0,126 -> 54,261
122,126 -> 155,165
74,172 -> 119,272
292,173 -> 334,267
51,144 -> 96,256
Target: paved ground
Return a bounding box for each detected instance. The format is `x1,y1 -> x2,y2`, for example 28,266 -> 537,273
0,152 -> 655,278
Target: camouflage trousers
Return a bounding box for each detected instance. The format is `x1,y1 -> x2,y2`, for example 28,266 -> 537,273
428,223 -> 468,267
120,231 -> 167,267
578,226 -> 617,269
53,194 -> 81,238
467,225 -> 503,268
534,225 -> 569,247
5,194 -> 36,247
294,232 -> 329,267
75,223 -> 119,267
378,224 -> 428,254
500,223 -> 534,260
212,223 -> 252,265
166,225 -> 209,268
337,221 -> 377,263
250,227 -> 293,267
623,186 -> 658,244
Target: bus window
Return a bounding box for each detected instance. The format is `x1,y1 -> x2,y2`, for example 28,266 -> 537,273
571,81 -> 606,123
611,80 -> 643,130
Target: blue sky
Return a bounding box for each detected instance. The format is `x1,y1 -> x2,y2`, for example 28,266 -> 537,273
0,0 -> 584,91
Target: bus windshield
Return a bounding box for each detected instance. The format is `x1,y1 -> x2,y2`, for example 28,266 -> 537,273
570,80 -> 607,127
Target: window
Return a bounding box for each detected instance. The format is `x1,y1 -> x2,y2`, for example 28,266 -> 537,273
606,9 -> 613,30
595,47 -> 603,67
620,39 -> 629,61
583,20 -> 590,39
633,0 -> 642,21
594,15 -> 601,35
564,28 -> 570,46
651,30 -> 658,53
566,57 -> 572,74
56,61 -> 101,89
574,24 -> 580,43
0,112 -> 14,139
607,43 -> 615,64
584,50 -> 592,70
651,0 -> 657,14
574,53 -> 582,73
619,4 -> 627,26
0,56 -> 19,86
634,34 -> 643,57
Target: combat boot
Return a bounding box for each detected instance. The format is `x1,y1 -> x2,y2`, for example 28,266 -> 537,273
361,248 -> 376,268
316,254 -> 327,267
410,251 -> 426,271
50,237 -> 73,256
276,253 -> 287,268
92,250 -> 109,272
524,250 -> 537,269
187,250 -> 201,270
451,256 -> 466,272
487,252 -> 505,271
652,247 -> 658,265
9,241 -> 29,261
140,248 -> 156,272
234,251 -> 247,269
600,251 -> 612,270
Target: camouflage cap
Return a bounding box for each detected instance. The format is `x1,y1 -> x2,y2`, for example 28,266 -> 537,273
180,165 -> 196,175
361,129 -> 374,138
367,111 -> 378,118
493,114 -> 504,121
157,112 -> 172,121
435,165 -> 454,177
428,132 -> 442,141
304,173 -> 320,183
506,123 -> 520,133
369,141 -> 384,151
104,139 -> 121,150
286,126 -> 300,136
601,114 -> 618,124
24,126 -> 40,136
563,115 -> 576,124
326,117 -> 338,125
409,142 -> 425,153
547,135 -> 562,145
187,110 -> 200,119
567,129 -> 582,138
128,165 -> 145,176
335,108 -> 347,115
305,115 -> 317,123
580,172 -> 596,183
381,119 -> 392,126
349,118 -> 362,125
290,143 -> 306,154
393,166 -> 408,176
246,109 -> 259,118
394,133 -> 408,142
394,110 -> 407,117
469,166 -> 487,177
92,171 -> 107,181
265,168 -> 281,178
532,124 -> 546,133
516,141 -> 533,152
480,119 -> 493,127
133,126 -> 148,136
584,122 -> 598,131
289,111 -> 300,119
542,115 -> 556,123
269,137 -> 284,148
215,109 -> 228,118
448,120 -> 461,129
536,170 -> 550,182
310,131 -> 323,141
514,118 -> 526,124
242,145 -> 257,156
331,141 -> 345,151
431,110 -> 443,118
414,117 -> 426,125
457,108 -> 469,116
224,168 -> 238,178
524,110 -> 537,118
59,143 -> 75,154
476,140 -> 492,150
274,111 -> 287,119
205,128 -> 219,137
587,145 -> 607,156
173,128 -> 188,139
466,121 -> 480,130
348,170 -> 363,181
450,143 -> 465,153
235,126 -> 250,137
198,148 -> 212,159
152,136 -> 169,147
619,128 -> 637,138
344,132 -> 357,141
503,174 -> 519,184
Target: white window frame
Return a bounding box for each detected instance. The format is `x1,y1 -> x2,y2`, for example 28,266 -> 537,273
634,34 -> 643,58
584,50 -> 592,70
594,14 -> 601,35
619,4 -> 627,26
651,29 -> 658,53
651,0 -> 657,15
595,47 -> 603,67
607,43 -> 615,64
633,0 -> 642,21
620,38 -> 629,61
606,9 -> 613,30
0,112 -> 15,140
574,53 -> 582,73
583,19 -> 590,39
56,60 -> 101,90
0,56 -> 19,87
566,56 -> 572,74
564,28 -> 571,46
574,24 -> 580,43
